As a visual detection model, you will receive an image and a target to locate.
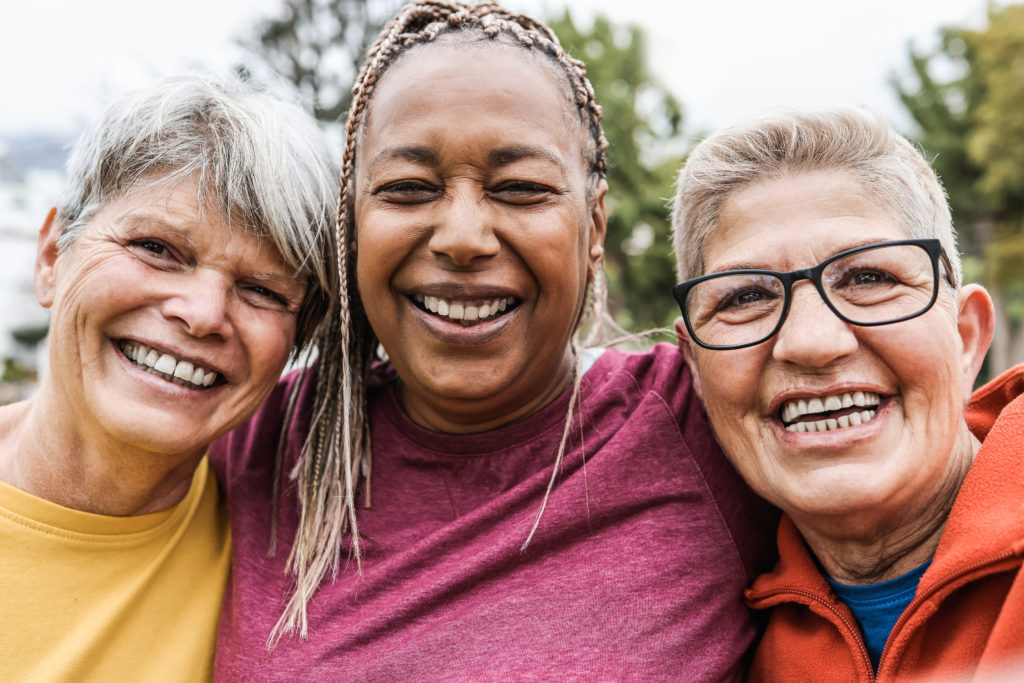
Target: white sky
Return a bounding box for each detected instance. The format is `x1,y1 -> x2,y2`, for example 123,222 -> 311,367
0,0 -> 989,138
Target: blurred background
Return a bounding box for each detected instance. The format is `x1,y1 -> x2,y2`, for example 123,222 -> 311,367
2,0 -> 1021,403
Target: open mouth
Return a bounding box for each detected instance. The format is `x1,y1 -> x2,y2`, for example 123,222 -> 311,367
411,294 -> 521,327
780,391 -> 881,433
117,340 -> 220,389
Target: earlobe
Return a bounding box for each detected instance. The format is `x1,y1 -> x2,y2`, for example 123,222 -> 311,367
675,316 -> 705,401
34,207 -> 62,309
955,284 -> 995,401
588,178 -> 609,263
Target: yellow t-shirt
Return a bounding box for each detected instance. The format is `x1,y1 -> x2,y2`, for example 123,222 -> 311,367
0,457 -> 230,682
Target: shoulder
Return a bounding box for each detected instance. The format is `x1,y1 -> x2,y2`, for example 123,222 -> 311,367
210,365 -> 316,490
583,342 -> 697,418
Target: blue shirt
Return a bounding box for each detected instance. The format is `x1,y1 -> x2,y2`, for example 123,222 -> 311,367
827,561 -> 931,672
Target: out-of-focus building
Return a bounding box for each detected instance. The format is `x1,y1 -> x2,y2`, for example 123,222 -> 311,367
0,137 -> 65,404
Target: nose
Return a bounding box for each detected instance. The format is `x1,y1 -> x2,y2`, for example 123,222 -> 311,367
160,270 -> 234,340
427,190 -> 500,267
771,281 -> 858,367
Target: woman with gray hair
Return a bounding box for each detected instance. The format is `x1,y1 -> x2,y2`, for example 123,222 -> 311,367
672,106 -> 1024,680
0,74 -> 335,680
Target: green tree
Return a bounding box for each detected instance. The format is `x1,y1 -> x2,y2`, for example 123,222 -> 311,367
546,12 -> 686,331
894,3 -> 1024,375
238,0 -> 400,124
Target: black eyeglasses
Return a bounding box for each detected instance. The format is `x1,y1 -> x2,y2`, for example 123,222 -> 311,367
673,239 -> 954,350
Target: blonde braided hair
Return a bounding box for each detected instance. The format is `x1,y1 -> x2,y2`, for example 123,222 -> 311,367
272,0 -> 615,644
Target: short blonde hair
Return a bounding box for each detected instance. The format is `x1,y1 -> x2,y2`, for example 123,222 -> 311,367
671,106 -> 961,287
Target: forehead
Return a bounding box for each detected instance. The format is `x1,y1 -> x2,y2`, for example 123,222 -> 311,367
359,41 -> 585,166
706,170 -> 909,271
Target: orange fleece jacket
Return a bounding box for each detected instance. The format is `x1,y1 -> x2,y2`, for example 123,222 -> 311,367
745,364 -> 1024,682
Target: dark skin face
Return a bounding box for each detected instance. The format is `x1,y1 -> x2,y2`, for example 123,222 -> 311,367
354,43 -> 607,434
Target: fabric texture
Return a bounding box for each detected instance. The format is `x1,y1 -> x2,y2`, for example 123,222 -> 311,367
745,363 -> 1024,682
826,561 -> 931,672
211,344 -> 778,682
0,457 -> 230,682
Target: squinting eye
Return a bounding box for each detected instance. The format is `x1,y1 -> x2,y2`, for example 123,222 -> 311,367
246,285 -> 287,306
836,269 -> 900,287
491,181 -> 552,204
130,239 -> 176,261
374,180 -> 440,204
718,287 -> 774,310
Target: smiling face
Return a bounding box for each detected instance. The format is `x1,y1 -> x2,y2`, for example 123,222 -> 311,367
678,170 -> 990,535
353,42 -> 606,432
35,175 -> 305,460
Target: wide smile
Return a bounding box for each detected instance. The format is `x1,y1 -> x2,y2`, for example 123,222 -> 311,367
410,294 -> 520,326
779,391 -> 881,433
117,340 -> 221,390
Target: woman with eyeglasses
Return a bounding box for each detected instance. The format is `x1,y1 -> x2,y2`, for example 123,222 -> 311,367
671,107 -> 1024,681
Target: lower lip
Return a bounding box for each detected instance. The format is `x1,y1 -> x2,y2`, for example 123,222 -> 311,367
775,400 -> 890,447
112,341 -> 223,399
409,300 -> 519,344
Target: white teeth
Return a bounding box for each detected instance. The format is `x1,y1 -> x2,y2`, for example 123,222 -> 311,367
119,341 -> 218,389
173,361 -> 194,381
154,354 -> 176,374
781,390 -> 881,433
414,295 -> 515,323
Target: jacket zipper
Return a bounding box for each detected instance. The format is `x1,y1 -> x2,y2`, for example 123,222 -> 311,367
750,548 -> 1023,681
874,547 -> 1021,676
753,587 -> 876,680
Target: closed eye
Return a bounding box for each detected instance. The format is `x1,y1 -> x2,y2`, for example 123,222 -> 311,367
490,181 -> 554,205
373,179 -> 441,204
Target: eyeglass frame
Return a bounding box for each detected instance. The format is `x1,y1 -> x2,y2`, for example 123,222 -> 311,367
672,238 -> 956,351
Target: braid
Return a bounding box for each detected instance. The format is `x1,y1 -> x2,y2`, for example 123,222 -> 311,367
271,0 -> 612,643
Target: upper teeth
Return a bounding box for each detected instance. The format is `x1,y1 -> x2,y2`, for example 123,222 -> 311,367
413,294 -> 514,322
781,391 -> 880,433
120,341 -> 218,388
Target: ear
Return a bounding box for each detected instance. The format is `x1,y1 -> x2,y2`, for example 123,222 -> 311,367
34,207 -> 61,309
587,178 -> 608,267
955,284 -> 995,402
675,316 -> 705,401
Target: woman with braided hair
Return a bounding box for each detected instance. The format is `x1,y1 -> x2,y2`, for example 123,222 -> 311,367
211,1 -> 776,678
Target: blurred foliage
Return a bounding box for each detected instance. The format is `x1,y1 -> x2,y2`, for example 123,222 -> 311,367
237,0 -> 400,124
0,358 -> 33,384
548,12 -> 686,331
894,2 -> 1024,374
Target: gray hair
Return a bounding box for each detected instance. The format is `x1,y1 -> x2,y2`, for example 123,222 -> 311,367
671,106 -> 962,287
55,73 -> 339,352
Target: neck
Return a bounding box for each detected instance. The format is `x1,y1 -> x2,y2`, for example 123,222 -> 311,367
399,349 -> 577,434
795,423 -> 980,585
0,390 -> 203,516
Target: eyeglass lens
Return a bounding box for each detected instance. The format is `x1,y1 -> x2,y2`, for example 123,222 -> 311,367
684,242 -> 937,348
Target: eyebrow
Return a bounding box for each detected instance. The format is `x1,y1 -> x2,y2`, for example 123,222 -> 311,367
120,212 -> 198,249
488,145 -> 568,174
707,237 -> 901,275
366,144 -> 568,175
368,145 -> 439,172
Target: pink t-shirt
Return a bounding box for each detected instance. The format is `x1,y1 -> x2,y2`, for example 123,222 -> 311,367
211,344 -> 776,681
